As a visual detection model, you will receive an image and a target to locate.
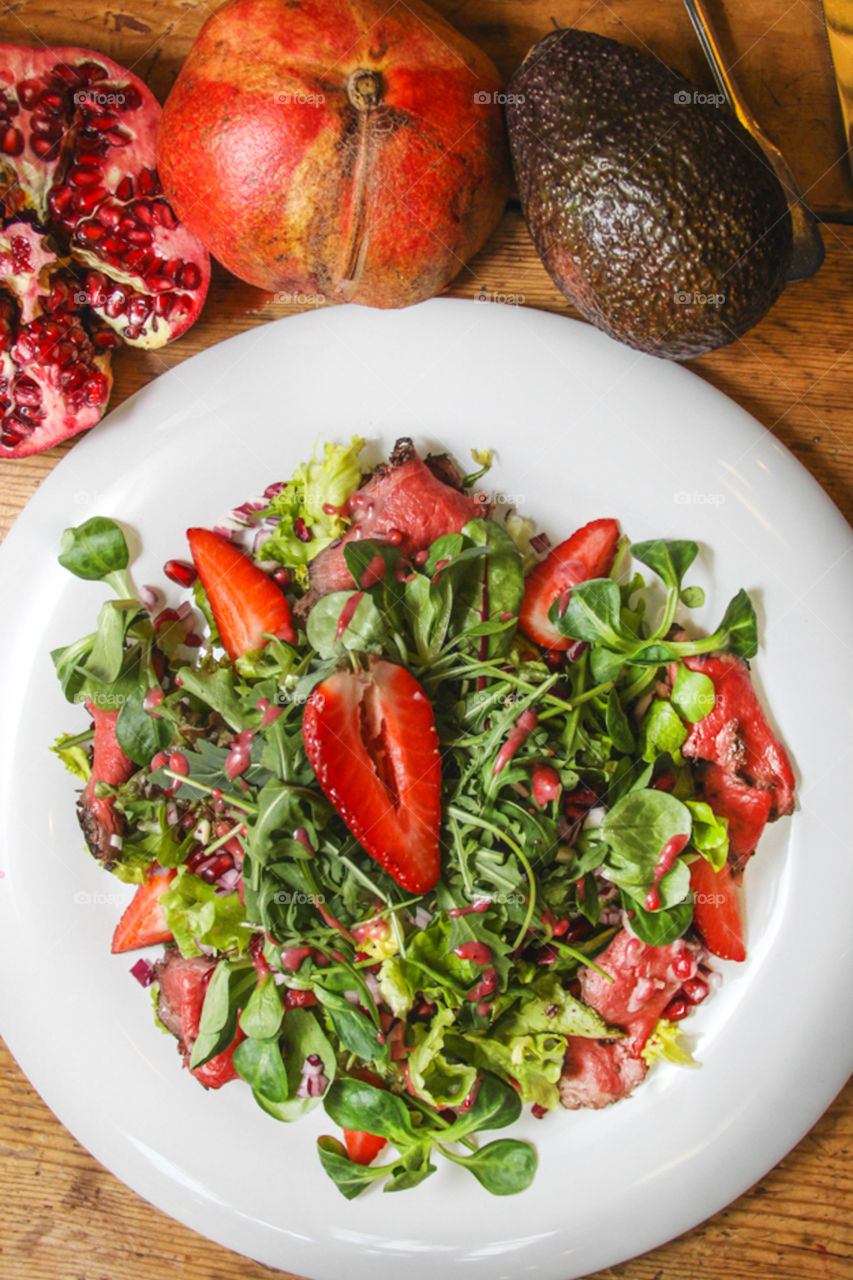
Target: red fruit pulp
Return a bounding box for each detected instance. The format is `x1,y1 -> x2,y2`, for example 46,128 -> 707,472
0,44 -> 210,456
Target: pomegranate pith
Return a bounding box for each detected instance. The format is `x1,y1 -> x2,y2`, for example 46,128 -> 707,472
0,44 -> 211,457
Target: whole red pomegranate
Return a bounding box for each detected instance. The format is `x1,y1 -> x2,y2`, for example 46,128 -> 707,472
0,46 -> 210,457
157,0 -> 509,308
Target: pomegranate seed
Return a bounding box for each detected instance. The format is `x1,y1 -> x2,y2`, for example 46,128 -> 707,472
31,137 -> 60,159
77,221 -> 104,243
138,167 -> 161,196
116,175 -> 134,201
59,365 -> 85,391
176,262 -> 202,290
153,293 -> 174,317
13,334 -> 36,363
105,288 -> 129,321
74,186 -> 107,214
102,236 -> 127,255
105,128 -> 131,148
92,329 -> 121,349
0,127 -> 23,157
663,997 -> 690,1021
96,203 -> 121,228
30,116 -> 63,139
78,62 -> 108,83
85,113 -> 116,131
672,952 -> 694,980
123,323 -> 141,340
119,85 -> 142,111
271,567 -> 290,587
13,376 -> 42,407
294,517 -> 312,542
126,227 -> 152,246
682,977 -> 709,1005
163,257 -> 182,279
69,163 -> 103,187
15,401 -> 46,423
147,275 -> 173,293
118,216 -> 136,235
18,80 -> 41,110
151,200 -> 178,229
85,271 -> 108,306
126,296 -> 151,325
129,200 -> 154,227
124,249 -> 147,269
163,558 -> 198,588
83,372 -> 110,405
1,421 -> 31,446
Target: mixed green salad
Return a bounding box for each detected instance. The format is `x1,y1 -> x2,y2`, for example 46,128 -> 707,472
51,437 -> 792,1199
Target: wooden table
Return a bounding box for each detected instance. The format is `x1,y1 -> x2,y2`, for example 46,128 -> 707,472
1,1 -> 852,1277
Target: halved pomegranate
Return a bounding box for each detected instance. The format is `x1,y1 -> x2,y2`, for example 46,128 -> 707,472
0,46 -> 210,457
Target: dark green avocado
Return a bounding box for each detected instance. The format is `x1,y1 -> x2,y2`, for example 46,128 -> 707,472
506,28 -> 794,359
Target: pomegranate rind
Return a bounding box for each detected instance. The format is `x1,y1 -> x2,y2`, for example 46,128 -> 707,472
157,0 -> 510,308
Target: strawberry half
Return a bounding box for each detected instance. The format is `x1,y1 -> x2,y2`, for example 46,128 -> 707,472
302,658 -> 441,893
187,527 -> 296,660
111,866 -> 177,953
689,857 -> 746,962
519,518 -> 620,650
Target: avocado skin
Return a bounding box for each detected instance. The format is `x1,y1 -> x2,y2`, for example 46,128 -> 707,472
506,29 -> 793,359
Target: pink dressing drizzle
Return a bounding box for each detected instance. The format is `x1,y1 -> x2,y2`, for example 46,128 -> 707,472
493,708 -> 538,776
645,832 -> 690,911
448,898 -> 492,917
453,941 -> 493,965
336,591 -> 364,638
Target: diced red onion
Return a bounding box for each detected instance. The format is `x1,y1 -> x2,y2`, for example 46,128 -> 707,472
166,803 -> 179,826
264,482 -> 285,499
412,906 -> 433,929
129,958 -> 155,987
139,584 -> 161,612
343,989 -> 360,1005
530,531 -> 552,554
296,1053 -> 328,1098
216,867 -> 241,894
364,972 -> 382,1005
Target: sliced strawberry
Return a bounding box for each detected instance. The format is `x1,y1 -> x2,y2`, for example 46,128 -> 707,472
343,1128 -> 388,1165
689,857 -> 746,962
682,654 -> 794,818
519,518 -> 620,650
111,866 -> 177,953
695,761 -> 773,865
77,699 -> 135,864
187,527 -> 296,661
302,658 -> 441,893
190,1028 -> 246,1089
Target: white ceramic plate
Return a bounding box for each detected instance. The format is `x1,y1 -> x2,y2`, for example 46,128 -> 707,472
1,299 -> 851,1279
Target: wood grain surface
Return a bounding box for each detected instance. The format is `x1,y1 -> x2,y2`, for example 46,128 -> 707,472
0,1 -> 851,1278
